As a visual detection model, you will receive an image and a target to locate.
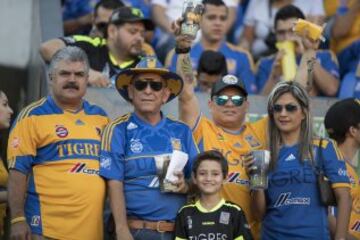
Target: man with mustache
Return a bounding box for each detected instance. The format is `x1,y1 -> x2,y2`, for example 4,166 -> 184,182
7,46 -> 109,240
40,7 -> 154,88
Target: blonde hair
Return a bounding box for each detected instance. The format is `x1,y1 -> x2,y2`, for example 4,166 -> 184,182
267,81 -> 314,170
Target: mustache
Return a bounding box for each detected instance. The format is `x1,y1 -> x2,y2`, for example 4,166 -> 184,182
63,82 -> 79,90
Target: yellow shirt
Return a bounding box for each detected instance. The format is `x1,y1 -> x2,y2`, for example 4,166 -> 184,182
193,115 -> 267,239
346,162 -> 360,238
324,0 -> 360,53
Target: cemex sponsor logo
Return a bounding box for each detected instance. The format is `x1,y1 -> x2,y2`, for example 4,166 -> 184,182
226,172 -> 249,186
69,163 -> 99,175
274,192 -> 310,207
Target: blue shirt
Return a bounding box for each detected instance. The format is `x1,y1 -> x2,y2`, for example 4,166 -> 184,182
168,41 -> 257,94
256,50 -> 339,94
99,112 -> 199,221
262,139 -> 349,239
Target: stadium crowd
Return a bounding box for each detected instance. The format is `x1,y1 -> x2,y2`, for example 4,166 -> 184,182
0,0 -> 359,239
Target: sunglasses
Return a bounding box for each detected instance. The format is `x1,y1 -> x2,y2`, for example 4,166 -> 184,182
272,104 -> 299,113
133,79 -> 164,91
214,95 -> 245,107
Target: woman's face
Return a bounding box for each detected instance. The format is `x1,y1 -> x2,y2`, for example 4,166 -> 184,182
272,92 -> 305,135
0,92 -> 13,129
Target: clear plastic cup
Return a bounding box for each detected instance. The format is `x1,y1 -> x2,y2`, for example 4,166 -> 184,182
249,150 -> 270,190
180,0 -> 204,39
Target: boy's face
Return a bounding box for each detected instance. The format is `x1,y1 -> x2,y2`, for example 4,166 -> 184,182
193,160 -> 224,195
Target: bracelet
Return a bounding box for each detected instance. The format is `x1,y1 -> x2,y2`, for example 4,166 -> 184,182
11,216 -> 26,225
175,47 -> 191,54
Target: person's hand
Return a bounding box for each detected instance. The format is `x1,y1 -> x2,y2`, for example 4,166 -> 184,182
172,171 -> 189,194
116,226 -> 133,240
292,29 -> 319,54
270,50 -> 285,80
89,69 -> 111,88
10,221 -> 31,240
242,152 -> 256,175
171,18 -> 193,50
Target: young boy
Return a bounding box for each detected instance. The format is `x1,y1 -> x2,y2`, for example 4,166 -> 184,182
175,150 -> 253,240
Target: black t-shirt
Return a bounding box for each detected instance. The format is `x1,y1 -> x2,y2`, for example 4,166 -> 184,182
175,199 -> 253,240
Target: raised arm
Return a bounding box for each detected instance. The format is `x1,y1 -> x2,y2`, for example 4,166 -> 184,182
39,39 -> 66,63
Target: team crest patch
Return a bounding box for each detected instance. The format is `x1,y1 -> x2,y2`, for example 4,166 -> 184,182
219,211 -> 230,225
55,125 -> 69,138
245,135 -> 260,148
171,138 -> 182,150
222,74 -> 237,84
130,138 -> 143,153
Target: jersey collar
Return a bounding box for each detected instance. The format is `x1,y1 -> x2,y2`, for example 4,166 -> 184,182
195,198 -> 225,213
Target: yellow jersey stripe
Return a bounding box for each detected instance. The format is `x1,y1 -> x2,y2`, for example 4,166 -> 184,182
332,183 -> 351,189
175,237 -> 187,240
102,114 -> 130,151
17,98 -> 47,122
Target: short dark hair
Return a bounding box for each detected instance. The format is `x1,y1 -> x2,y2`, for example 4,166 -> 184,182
202,0 -> 227,11
94,0 -> 124,18
274,5 -> 305,28
197,50 -> 228,75
192,150 -> 228,179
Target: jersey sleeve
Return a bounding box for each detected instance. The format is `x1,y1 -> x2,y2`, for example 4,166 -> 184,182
192,114 -> 206,151
174,209 -> 188,240
318,51 -> 340,78
7,116 -> 38,174
255,58 -> 272,92
60,35 -> 104,54
99,123 -> 126,181
233,207 -> 253,240
320,139 -> 350,188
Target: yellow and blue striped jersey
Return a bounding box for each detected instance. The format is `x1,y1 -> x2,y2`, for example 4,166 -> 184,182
7,96 -> 109,240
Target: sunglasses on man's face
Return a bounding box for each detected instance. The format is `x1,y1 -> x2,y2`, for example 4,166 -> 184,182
133,79 -> 164,92
214,95 -> 246,107
272,104 -> 299,113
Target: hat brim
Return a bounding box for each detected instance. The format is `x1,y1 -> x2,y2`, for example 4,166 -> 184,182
115,68 -> 183,103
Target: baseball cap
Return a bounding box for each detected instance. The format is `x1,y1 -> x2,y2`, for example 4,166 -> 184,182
198,50 -> 228,75
324,98 -> 360,139
109,7 -> 154,30
210,74 -> 248,98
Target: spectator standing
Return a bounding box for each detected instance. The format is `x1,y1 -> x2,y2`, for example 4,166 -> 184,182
99,56 -> 199,240
7,47 -> 109,239
325,98 -> 360,240
175,150 -> 253,240
246,81 -> 351,239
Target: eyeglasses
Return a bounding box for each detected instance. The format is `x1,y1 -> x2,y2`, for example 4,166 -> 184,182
133,79 -> 164,91
214,95 -> 245,107
272,104 -> 299,113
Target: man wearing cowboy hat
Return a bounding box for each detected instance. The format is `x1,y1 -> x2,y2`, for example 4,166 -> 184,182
99,56 -> 199,240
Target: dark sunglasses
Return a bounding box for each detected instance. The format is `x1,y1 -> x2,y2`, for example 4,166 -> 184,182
133,79 -> 164,91
214,95 -> 245,107
272,104 -> 299,113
